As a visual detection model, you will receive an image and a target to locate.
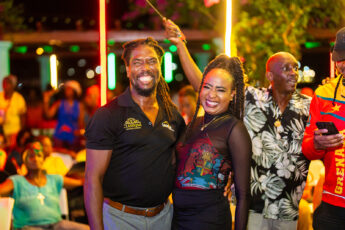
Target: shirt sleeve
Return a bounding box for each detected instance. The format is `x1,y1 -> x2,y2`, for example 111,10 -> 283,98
9,175 -> 19,198
85,107 -> 117,150
302,95 -> 326,160
228,121 -> 252,230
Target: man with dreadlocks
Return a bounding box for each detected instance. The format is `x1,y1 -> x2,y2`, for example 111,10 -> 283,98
302,27 -> 345,230
165,19 -> 311,229
84,37 -> 185,230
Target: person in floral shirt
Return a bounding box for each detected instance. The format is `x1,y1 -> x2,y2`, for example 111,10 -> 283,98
164,19 -> 311,229
245,52 -> 311,229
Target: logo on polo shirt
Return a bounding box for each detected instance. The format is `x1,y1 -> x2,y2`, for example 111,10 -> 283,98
162,121 -> 175,132
124,118 -> 142,130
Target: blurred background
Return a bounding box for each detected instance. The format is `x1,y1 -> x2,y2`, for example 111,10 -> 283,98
1,0 -> 344,98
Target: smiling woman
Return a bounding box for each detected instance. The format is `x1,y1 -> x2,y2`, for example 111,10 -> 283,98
172,54 -> 252,230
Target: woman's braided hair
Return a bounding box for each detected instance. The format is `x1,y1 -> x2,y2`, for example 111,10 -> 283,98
184,54 -> 245,143
121,37 -> 176,121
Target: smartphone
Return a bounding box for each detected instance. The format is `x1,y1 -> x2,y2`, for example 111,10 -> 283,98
316,121 -> 339,135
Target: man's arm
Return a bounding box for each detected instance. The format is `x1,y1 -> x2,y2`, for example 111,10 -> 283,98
84,149 -> 112,230
302,95 -> 343,159
164,18 -> 203,91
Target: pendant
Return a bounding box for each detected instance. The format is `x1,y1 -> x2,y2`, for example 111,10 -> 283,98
274,120 -> 281,127
37,192 -> 45,205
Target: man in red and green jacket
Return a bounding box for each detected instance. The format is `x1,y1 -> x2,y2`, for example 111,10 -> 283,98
302,27 -> 345,230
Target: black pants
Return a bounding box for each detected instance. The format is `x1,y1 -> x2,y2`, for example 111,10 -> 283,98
313,201 -> 345,230
172,189 -> 231,230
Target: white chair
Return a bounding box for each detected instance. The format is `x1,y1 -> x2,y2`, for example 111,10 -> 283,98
0,197 -> 14,230
59,188 -> 69,220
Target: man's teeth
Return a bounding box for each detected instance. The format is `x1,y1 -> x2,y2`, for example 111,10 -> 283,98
139,76 -> 152,83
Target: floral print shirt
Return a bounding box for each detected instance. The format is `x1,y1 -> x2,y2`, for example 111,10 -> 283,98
244,86 -> 311,221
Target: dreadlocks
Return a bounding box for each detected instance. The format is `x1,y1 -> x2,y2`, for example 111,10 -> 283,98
121,37 -> 176,121
184,54 -> 245,143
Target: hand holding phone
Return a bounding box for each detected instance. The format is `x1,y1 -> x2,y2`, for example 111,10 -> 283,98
316,121 -> 339,135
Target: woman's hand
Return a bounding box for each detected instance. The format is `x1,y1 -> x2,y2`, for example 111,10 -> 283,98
43,90 -> 57,103
163,18 -> 186,46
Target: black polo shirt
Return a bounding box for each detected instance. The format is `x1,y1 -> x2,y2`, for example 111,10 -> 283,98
85,88 -> 185,208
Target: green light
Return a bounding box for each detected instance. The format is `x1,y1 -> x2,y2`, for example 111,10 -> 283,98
163,39 -> 171,44
14,46 -> 27,54
202,43 -> 211,51
169,45 -> 177,52
330,42 -> 335,47
108,53 -> 116,90
108,40 -> 115,46
126,22 -> 133,28
305,42 -> 321,49
43,45 -> 53,53
164,52 -> 173,83
70,45 -> 80,53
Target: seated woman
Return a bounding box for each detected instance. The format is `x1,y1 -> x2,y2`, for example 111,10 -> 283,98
173,55 -> 252,230
0,142 -> 89,230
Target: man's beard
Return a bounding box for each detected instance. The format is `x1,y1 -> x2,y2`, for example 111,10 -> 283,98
131,71 -> 159,97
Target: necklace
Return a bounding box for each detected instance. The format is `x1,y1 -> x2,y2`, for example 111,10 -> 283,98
26,174 -> 46,205
37,191 -> 45,205
274,114 -> 284,135
200,116 -> 218,131
274,118 -> 282,128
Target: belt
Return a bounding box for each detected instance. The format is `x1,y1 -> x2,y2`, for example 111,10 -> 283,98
104,198 -> 167,217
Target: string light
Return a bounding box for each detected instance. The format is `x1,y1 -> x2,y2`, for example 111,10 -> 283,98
164,52 -> 173,83
99,0 -> 107,105
36,47 -> 44,55
108,53 -> 116,90
50,54 -> 58,89
225,0 -> 232,57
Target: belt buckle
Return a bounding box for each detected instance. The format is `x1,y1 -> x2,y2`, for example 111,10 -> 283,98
145,208 -> 150,217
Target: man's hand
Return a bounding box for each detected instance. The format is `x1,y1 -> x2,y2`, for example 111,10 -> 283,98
321,77 -> 331,86
314,129 -> 344,150
223,173 -> 232,202
163,18 -> 185,45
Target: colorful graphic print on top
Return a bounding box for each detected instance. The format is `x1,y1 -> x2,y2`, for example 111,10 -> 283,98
175,132 -> 231,190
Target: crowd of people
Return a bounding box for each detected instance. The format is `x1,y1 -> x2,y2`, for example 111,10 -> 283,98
0,18 -> 344,230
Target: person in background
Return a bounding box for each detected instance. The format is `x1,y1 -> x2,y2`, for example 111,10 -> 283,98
84,85 -> 100,125
0,133 -> 15,183
25,87 -> 44,130
43,80 -> 85,151
0,142 -> 89,230
0,75 -> 27,148
7,128 -> 35,175
302,27 -> 345,230
38,135 -> 69,176
178,85 -> 198,124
